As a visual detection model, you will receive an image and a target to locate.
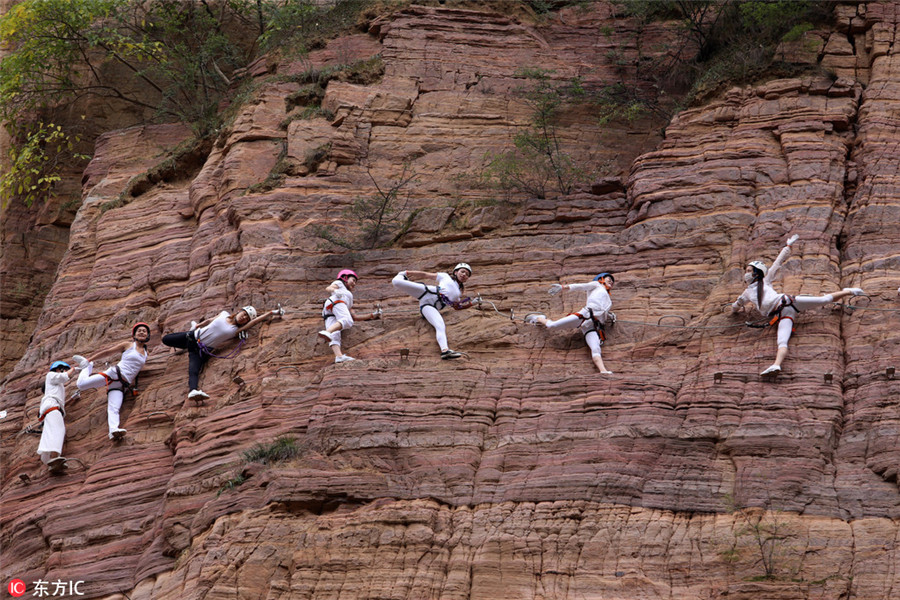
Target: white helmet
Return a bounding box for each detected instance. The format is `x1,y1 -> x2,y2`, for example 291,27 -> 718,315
241,305 -> 258,320
747,261 -> 767,277
453,262 -> 472,276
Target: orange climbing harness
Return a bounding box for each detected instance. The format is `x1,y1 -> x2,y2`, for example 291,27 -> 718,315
570,309 -> 607,344
38,406 -> 62,422
768,294 -> 797,332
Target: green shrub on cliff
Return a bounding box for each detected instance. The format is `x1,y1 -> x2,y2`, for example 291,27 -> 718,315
482,69 -> 591,200
0,0 -> 369,208
609,0 -> 833,115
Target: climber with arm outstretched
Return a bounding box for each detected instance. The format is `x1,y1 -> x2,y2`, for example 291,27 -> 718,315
392,263 -> 475,359
526,272 -> 616,375
730,235 -> 864,375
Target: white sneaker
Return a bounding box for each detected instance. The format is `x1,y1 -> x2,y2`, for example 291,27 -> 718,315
318,330 -> 334,342
109,428 -> 127,441
843,287 -> 865,296
335,355 -> 355,363
760,364 -> 781,376
188,389 -> 209,400
72,355 -> 89,369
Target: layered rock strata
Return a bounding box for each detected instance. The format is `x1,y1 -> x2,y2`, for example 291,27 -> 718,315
3,3 -> 900,599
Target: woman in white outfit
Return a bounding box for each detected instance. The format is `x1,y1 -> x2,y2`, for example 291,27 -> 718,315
74,322 -> 150,440
731,235 -> 864,375
162,306 -> 279,400
37,360 -> 77,473
317,269 -> 382,363
391,263 -> 474,359
529,272 -> 615,374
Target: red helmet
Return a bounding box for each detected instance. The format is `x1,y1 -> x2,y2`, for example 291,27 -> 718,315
132,322 -> 151,337
337,269 -> 358,281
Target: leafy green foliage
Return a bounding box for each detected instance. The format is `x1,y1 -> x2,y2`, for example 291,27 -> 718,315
1,122 -> 90,208
0,0 -> 371,208
604,0 -> 833,119
259,0 -> 367,54
482,69 -> 590,199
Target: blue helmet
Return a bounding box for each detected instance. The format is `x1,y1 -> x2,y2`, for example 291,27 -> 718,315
50,361 -> 70,371
593,272 -> 615,283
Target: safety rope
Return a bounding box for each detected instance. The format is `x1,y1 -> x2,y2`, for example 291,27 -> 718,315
198,337 -> 245,359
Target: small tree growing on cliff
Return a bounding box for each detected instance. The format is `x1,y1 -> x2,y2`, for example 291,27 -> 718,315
0,0 -> 368,208
481,68 -> 591,200
312,164 -> 419,250
722,487 -> 802,581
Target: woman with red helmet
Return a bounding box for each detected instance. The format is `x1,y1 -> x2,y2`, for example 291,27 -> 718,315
318,269 -> 382,363
72,322 -> 151,440
527,272 -> 616,374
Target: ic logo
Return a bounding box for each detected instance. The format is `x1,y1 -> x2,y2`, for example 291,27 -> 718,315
7,579 -> 26,597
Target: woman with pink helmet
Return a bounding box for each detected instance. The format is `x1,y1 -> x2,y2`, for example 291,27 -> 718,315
318,269 -> 382,363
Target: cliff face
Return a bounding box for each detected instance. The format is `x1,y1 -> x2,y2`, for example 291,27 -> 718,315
3,3 -> 900,599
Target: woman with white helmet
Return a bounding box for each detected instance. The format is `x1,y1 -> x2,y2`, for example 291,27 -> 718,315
317,269 -> 382,363
73,322 -> 151,440
36,360 -> 78,473
391,263 -> 474,359
731,235 -> 864,375
527,272 -> 616,374
162,306 -> 279,401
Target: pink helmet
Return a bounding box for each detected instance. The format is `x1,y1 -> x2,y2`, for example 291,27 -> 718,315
337,269 -> 358,281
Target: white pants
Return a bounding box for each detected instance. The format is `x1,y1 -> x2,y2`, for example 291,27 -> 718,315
393,273 -> 449,351
775,294 -> 833,348
37,408 -> 65,463
323,300 -> 354,340
323,314 -> 348,347
545,312 -> 604,358
77,363 -> 126,433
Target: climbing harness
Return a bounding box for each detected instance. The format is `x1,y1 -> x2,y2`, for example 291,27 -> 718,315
197,337 -> 245,360
38,406 -> 63,422
322,298 -> 346,321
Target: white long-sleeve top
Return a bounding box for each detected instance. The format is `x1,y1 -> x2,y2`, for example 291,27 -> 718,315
733,245 -> 791,315
435,272 -> 463,304
39,371 -> 70,417
568,281 -> 613,320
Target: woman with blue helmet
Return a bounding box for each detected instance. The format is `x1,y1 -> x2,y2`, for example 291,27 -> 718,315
527,272 -> 616,374
37,360 -> 77,473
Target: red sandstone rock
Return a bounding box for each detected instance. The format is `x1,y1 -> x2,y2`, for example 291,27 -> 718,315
4,3 -> 900,600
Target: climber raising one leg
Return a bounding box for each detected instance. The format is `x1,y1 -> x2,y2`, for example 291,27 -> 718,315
73,322 -> 150,441
391,263 -> 475,359
317,269 -> 382,363
729,234 -> 864,376
162,306 -> 280,401
526,272 -> 616,374
36,360 -> 78,474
